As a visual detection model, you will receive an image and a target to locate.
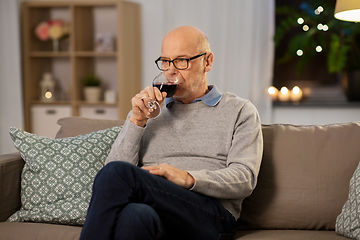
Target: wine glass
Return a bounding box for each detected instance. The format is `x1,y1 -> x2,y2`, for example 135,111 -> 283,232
140,97 -> 161,119
141,72 -> 179,119
153,71 -> 179,98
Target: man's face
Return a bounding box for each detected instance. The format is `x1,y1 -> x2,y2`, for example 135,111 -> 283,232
160,33 -> 207,104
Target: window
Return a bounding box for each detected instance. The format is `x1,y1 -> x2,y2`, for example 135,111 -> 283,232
273,0 -> 358,103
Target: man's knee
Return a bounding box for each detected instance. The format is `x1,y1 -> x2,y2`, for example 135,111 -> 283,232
117,203 -> 164,239
96,161 -> 134,179
122,203 -> 161,225
92,161 -> 135,191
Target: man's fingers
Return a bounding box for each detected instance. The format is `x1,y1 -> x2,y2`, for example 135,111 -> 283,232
142,165 -> 164,176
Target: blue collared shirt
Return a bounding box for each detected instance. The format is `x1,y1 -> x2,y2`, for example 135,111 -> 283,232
165,85 -> 223,108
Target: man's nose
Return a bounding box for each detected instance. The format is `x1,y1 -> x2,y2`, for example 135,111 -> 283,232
164,67 -> 179,83
166,61 -> 178,74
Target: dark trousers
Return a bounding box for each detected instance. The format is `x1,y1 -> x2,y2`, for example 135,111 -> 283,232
80,161 -> 236,240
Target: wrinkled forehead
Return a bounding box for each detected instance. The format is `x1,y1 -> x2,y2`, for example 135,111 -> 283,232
161,32 -> 200,58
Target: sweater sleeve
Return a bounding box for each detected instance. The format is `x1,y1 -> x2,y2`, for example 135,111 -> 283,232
187,101 -> 263,200
105,117 -> 146,165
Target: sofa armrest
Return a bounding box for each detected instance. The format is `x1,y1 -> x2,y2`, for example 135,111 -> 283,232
0,152 -> 24,222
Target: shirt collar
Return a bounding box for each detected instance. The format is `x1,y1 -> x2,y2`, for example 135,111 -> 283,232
165,85 -> 222,108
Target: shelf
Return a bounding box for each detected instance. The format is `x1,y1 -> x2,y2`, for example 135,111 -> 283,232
30,98 -> 118,107
76,101 -> 118,107
31,100 -> 71,105
30,51 -> 70,57
22,1 -> 141,134
75,51 -> 117,57
29,51 -> 117,58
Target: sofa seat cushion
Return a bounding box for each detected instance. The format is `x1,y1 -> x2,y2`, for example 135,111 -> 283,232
0,222 -> 81,240
234,230 -> 350,240
0,224 -> 349,240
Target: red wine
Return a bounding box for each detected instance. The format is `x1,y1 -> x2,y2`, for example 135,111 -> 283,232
153,83 -> 178,97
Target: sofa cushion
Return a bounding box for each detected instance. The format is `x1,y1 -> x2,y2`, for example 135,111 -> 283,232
56,117 -> 125,139
336,161 -> 360,239
7,126 -> 122,225
233,230 -> 349,240
0,222 -> 81,240
239,122 -> 360,230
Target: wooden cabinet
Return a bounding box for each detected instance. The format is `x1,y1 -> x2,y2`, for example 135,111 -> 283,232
79,105 -> 119,120
22,1 -> 141,134
31,105 -> 72,138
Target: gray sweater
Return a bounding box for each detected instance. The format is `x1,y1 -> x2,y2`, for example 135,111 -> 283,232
105,92 -> 263,219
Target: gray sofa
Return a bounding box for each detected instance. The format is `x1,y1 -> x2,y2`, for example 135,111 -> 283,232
1,117 -> 359,240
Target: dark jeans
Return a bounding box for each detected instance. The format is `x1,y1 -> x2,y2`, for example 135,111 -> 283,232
80,161 -> 236,240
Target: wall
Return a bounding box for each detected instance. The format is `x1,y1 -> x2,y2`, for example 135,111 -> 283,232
0,0 -> 23,155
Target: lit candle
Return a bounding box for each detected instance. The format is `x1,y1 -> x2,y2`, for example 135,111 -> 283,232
45,91 -> 53,99
278,87 -> 290,101
40,72 -> 55,102
290,86 -> 303,102
267,86 -> 278,101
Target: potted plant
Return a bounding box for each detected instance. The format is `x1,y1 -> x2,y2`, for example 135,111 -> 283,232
275,0 -> 360,101
83,74 -> 102,103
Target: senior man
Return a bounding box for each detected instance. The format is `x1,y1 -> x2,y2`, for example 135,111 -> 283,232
80,26 -> 263,240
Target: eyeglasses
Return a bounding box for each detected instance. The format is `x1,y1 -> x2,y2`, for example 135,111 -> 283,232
155,52 -> 206,71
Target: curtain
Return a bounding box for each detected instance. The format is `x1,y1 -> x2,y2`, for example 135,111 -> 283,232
131,0 -> 275,123
0,0 -> 23,154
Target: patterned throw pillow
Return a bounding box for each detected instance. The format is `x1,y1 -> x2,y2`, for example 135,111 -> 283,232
336,161 -> 360,239
7,126 -> 122,225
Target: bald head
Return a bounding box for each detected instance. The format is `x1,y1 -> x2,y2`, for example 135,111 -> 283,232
159,26 -> 214,104
161,26 -> 210,56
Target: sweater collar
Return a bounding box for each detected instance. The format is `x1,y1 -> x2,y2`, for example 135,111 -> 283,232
165,85 -> 222,108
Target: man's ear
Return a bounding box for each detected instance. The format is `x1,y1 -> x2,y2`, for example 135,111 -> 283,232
204,52 -> 214,72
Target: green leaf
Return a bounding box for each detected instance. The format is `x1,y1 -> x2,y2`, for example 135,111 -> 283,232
327,34 -> 349,73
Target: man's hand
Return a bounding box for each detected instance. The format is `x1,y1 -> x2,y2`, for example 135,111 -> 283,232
129,86 -> 167,127
142,163 -> 195,189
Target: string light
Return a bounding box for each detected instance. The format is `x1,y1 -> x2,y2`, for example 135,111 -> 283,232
315,6 -> 324,15
292,6 -> 327,58
316,46 -> 323,52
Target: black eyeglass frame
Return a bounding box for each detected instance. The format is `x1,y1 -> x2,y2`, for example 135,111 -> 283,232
155,52 -> 207,71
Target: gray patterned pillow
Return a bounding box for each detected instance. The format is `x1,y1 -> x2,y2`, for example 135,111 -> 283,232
336,161 -> 360,239
7,126 -> 122,225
